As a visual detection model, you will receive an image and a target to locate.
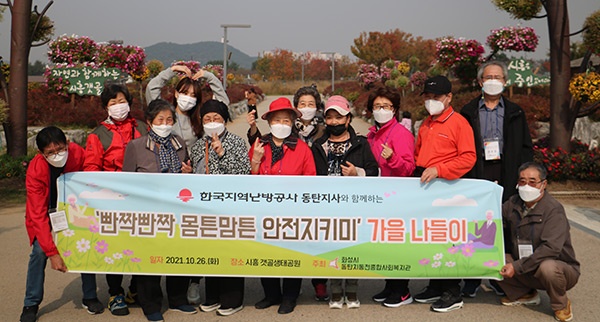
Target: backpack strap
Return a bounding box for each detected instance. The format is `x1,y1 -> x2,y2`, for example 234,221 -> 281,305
91,125 -> 113,152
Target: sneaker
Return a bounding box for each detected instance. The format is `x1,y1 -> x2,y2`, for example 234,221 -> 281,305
554,299 -> 573,322
125,291 -> 138,305
108,295 -> 129,316
414,287 -> 443,304
383,292 -> 413,308
145,312 -> 164,322
217,305 -> 244,316
372,287 -> 392,302
461,280 -> 480,298
254,297 -> 281,309
169,304 -> 197,314
187,282 -> 201,305
20,305 -> 38,322
82,298 -> 105,315
277,299 -> 296,314
200,301 -> 221,312
501,290 -> 540,306
488,280 -> 506,296
329,293 -> 344,309
430,292 -> 464,313
345,293 -> 360,309
314,282 -> 330,301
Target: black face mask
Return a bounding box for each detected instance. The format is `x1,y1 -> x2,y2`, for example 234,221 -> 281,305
326,124 -> 347,136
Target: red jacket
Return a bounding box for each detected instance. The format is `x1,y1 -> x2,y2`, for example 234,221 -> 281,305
25,142 -> 85,256
415,107 -> 476,180
249,135 -> 316,176
84,117 -> 145,172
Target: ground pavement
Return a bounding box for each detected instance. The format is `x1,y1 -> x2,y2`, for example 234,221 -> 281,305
2,96 -> 599,321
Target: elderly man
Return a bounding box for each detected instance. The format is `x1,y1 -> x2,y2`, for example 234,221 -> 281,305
499,162 -> 579,322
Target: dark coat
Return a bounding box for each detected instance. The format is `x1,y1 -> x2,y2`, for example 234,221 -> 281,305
312,126 -> 379,177
461,96 -> 533,200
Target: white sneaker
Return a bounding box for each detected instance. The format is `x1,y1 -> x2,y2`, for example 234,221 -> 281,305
329,294 -> 344,309
187,283 -> 201,305
216,305 -> 243,316
199,302 -> 221,312
345,296 -> 360,309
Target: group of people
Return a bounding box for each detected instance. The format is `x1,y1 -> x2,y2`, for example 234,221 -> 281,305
21,61 -> 579,322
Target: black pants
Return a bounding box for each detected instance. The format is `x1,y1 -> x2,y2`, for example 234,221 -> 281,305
260,278 -> 301,301
137,275 -> 188,315
205,277 -> 244,309
107,274 -> 137,297
429,279 -> 461,297
311,278 -> 327,287
384,279 -> 410,294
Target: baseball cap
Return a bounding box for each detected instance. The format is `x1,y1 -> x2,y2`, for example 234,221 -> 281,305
421,75 -> 452,95
324,95 -> 350,116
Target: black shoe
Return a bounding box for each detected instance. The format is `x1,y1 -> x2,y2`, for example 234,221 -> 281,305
414,287 -> 443,303
489,280 -> 506,296
383,292 -> 414,308
277,299 -> 296,314
254,297 -> 281,309
372,287 -> 393,302
20,305 -> 38,322
461,280 -> 480,298
82,298 -> 105,314
430,292 -> 464,313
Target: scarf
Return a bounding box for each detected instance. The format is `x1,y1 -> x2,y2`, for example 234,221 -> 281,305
148,130 -> 182,173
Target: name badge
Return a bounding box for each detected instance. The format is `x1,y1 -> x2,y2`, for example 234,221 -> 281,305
518,244 -> 533,259
484,139 -> 501,161
49,210 -> 69,232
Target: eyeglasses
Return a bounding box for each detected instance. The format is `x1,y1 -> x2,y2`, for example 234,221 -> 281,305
373,104 -> 394,111
482,75 -> 504,80
517,179 -> 545,187
43,145 -> 67,158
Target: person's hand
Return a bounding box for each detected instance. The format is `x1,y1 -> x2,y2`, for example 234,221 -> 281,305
500,263 -> 515,278
420,167 -> 438,183
252,138 -> 265,164
341,161 -> 358,176
247,110 -> 258,135
381,143 -> 394,160
191,69 -> 205,81
49,254 -> 67,272
171,65 -> 192,78
211,133 -> 224,157
181,160 -> 192,173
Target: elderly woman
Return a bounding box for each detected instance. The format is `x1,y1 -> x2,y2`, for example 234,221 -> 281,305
312,95 -> 379,309
123,99 -> 194,322
189,99 -> 249,316
366,86 -> 416,309
247,85 -> 325,147
249,97 -> 316,314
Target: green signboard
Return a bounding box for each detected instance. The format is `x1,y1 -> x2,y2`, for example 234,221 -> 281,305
506,59 -> 550,88
49,67 -> 125,96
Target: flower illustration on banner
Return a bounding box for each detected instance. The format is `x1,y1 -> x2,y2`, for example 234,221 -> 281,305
483,260 -> 499,267
131,257 -> 142,263
461,243 -> 475,257
433,253 -> 443,261
62,229 -> 75,237
105,257 -> 114,265
432,261 -> 441,268
448,246 -> 460,254
76,238 -> 90,253
63,250 -> 72,257
419,258 -> 431,266
113,252 -> 123,260
123,249 -> 134,256
445,261 -> 456,268
89,224 -> 99,233
95,240 -> 108,254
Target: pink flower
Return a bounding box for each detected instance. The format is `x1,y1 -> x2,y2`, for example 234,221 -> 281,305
123,249 -> 134,256
483,260 -> 499,267
419,258 -> 430,265
95,240 -> 108,254
447,246 -> 460,254
89,225 -> 99,233
131,257 -> 141,263
63,250 -> 72,257
461,243 -> 475,257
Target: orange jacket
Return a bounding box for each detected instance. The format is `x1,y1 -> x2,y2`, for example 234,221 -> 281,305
415,107 -> 476,180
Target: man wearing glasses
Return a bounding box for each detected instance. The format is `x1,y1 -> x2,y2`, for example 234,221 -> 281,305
498,162 -> 579,322
460,61 -> 533,298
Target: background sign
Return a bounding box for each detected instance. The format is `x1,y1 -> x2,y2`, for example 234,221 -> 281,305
50,67 -> 124,96
506,59 -> 550,88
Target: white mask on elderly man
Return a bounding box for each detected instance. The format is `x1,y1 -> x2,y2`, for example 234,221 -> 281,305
517,184 -> 542,203
424,99 -> 445,116
482,79 -> 505,96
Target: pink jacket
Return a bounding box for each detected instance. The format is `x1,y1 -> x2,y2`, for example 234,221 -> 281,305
367,120 -> 415,177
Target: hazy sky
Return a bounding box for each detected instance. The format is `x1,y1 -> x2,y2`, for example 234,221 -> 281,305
0,0 -> 598,64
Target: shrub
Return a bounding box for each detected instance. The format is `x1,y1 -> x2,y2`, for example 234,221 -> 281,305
534,137 -> 600,181
0,153 -> 33,180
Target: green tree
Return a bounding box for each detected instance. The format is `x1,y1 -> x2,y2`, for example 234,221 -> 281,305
27,60 -> 45,75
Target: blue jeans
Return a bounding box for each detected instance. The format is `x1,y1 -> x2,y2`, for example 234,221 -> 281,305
23,240 -> 98,307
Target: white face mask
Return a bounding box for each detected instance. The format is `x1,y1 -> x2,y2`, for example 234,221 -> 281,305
482,79 -> 505,96
270,124 -> 292,139
45,151 -> 68,168
424,99 -> 445,116
177,94 -> 197,112
517,184 -> 542,203
151,124 -> 173,138
298,107 -> 317,121
373,109 -> 394,124
203,122 -> 225,137
108,103 -> 130,121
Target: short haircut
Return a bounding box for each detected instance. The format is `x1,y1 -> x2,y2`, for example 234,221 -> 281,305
36,126 -> 67,151
293,85 -> 323,110
366,86 -> 401,113
477,61 -> 509,81
145,99 -> 176,124
100,83 -> 133,108
518,161 -> 547,180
